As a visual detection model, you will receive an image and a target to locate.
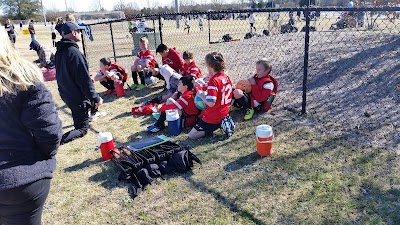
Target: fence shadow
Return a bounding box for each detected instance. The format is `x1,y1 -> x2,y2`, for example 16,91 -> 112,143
64,158 -> 103,173
186,177 -> 267,225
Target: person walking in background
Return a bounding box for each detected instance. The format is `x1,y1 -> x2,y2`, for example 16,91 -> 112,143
55,22 -> 103,144
138,19 -> 146,33
28,19 -> 35,40
50,21 -> 56,47
19,21 -> 22,30
273,12 -> 280,28
184,16 -> 190,34
249,13 -> 256,32
198,16 -> 203,31
0,28 -> 62,225
4,19 -> 16,46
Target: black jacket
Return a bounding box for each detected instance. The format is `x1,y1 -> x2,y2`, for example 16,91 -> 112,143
0,82 -> 62,191
55,38 -> 100,106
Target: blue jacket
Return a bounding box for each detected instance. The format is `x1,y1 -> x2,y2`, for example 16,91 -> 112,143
0,82 -> 62,191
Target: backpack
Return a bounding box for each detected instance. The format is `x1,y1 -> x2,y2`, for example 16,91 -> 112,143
166,149 -> 202,174
222,34 -> 232,42
110,63 -> 128,82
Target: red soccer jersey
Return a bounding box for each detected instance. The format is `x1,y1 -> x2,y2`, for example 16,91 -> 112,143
183,61 -> 202,78
250,74 -> 278,111
201,72 -> 232,124
137,49 -> 155,69
162,48 -> 184,73
158,90 -> 200,127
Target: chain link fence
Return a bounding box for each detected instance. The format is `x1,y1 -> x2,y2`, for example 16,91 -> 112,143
82,7 -> 399,147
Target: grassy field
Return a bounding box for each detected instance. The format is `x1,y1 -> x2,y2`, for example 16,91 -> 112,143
13,17 -> 400,225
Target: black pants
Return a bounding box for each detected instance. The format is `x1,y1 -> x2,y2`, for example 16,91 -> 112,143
61,100 -> 91,144
232,92 -> 251,109
0,178 -> 51,225
100,79 -> 115,90
132,71 -> 145,85
155,111 -> 167,127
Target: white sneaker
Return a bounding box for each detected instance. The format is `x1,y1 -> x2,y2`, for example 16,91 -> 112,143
89,111 -> 107,121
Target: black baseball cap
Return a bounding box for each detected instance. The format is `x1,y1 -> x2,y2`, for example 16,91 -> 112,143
62,21 -> 85,35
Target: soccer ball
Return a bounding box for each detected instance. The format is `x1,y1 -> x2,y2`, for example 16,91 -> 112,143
194,94 -> 207,110
236,80 -> 252,93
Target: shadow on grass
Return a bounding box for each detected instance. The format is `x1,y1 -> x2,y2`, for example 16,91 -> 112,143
356,180 -> 400,224
64,158 -> 103,172
186,177 -> 266,225
223,152 -> 262,172
111,111 -> 132,120
88,160 -> 122,189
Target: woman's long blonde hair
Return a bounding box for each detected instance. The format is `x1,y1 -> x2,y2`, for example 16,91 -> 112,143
0,28 -> 43,97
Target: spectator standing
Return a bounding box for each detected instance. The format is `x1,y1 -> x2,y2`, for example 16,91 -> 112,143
28,20 -> 35,40
138,19 -> 146,33
55,22 -> 103,144
50,21 -> 56,47
0,28 -> 62,225
184,17 -> 190,34
272,12 -> 280,28
4,19 -> 16,46
249,13 -> 256,32
198,16 -> 203,31
19,21 -> 22,30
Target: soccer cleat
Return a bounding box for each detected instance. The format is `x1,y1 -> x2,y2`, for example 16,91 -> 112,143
244,108 -> 255,120
135,84 -> 146,91
221,115 -> 235,138
146,124 -> 164,133
89,111 -> 107,122
130,84 -> 138,89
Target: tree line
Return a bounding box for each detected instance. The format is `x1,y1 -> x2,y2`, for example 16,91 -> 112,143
1,0 -> 398,21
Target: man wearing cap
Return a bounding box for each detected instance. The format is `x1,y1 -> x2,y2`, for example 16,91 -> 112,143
55,21 -> 102,144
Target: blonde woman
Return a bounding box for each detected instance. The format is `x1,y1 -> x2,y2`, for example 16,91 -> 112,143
0,28 -> 62,224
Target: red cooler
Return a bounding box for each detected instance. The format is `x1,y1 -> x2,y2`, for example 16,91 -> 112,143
97,132 -> 114,160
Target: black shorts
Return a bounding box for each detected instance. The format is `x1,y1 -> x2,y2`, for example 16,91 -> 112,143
194,119 -> 221,135
51,32 -> 56,39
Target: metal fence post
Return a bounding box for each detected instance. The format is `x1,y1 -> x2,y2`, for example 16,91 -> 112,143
81,32 -> 87,59
109,23 -> 117,62
302,7 -> 311,115
158,15 -> 163,44
152,18 -> 157,48
208,13 -> 211,44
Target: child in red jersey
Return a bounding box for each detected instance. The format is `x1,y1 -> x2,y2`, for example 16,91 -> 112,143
156,43 -> 184,73
232,59 -> 278,120
147,76 -> 200,133
94,57 -> 128,95
131,37 -> 156,91
182,51 -> 202,79
188,52 -> 233,139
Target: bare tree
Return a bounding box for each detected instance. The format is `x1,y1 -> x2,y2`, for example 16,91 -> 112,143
90,0 -> 103,12
113,0 -> 127,11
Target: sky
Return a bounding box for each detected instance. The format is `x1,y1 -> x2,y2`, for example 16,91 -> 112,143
41,0 -> 237,12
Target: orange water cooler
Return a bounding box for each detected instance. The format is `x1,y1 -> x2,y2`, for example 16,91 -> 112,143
256,125 -> 274,156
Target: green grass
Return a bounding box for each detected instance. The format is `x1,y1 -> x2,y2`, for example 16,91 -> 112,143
13,22 -> 400,225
